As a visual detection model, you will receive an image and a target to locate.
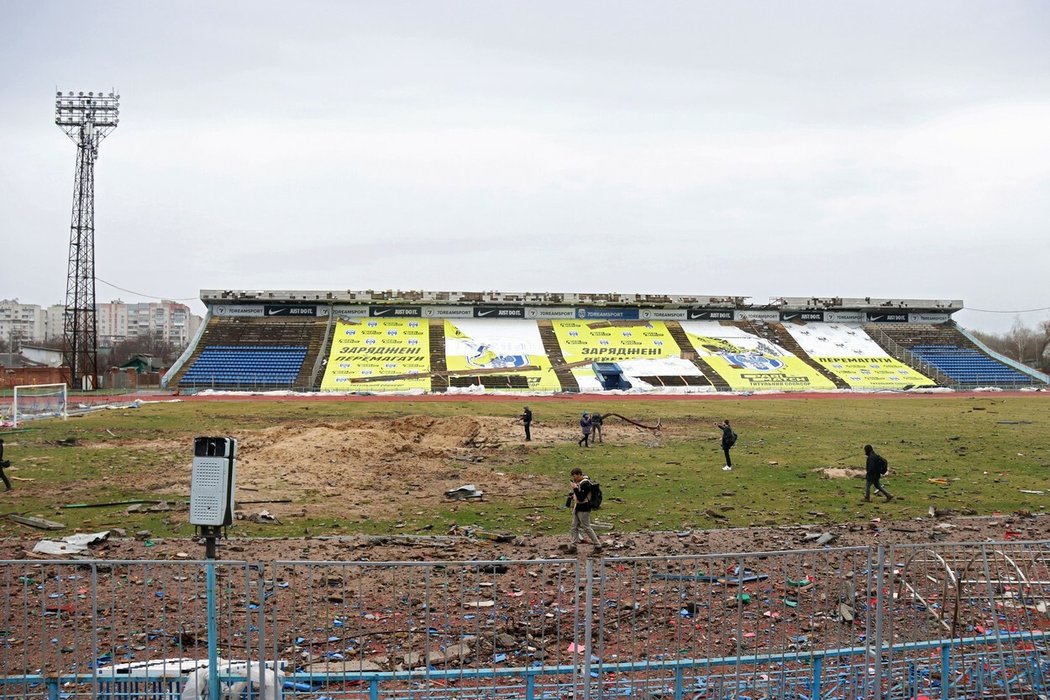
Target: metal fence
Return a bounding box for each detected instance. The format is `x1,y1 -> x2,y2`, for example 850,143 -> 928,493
1,540 -> 1047,699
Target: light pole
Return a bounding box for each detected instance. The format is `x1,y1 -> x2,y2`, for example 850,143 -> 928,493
55,90 -> 119,390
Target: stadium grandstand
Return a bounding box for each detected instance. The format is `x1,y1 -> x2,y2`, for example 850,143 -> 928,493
163,290 -> 1049,393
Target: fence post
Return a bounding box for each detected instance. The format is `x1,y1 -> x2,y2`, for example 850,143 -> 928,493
874,545 -> 886,698
206,560 -> 220,699
256,564 -> 268,699
940,644 -> 951,700
90,563 -> 100,697
812,654 -> 823,700
583,557 -> 595,700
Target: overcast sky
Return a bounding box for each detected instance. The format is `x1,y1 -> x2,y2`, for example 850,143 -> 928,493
2,1 -> 1048,334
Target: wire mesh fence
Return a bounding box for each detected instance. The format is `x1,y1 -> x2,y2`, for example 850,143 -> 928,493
0,542 -> 1047,699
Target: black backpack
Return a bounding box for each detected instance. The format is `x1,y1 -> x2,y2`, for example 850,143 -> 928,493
729,430 -> 738,447
587,480 -> 604,509
876,454 -> 889,475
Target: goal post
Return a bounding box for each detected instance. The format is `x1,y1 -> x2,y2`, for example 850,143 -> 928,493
12,384 -> 69,428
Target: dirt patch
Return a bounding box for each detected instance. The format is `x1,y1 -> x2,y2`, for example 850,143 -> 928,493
79,414 -> 672,522
817,467 -> 866,479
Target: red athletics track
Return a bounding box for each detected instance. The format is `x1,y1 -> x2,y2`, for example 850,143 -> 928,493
146,389 -> 1048,403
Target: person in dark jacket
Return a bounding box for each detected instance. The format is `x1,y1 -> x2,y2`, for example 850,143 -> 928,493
578,412 -> 593,447
590,412 -> 604,443
520,406 -> 533,441
717,420 -> 736,471
0,439 -> 12,491
567,467 -> 602,553
864,444 -> 894,502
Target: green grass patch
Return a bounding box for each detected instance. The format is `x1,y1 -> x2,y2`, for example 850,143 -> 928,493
0,395 -> 1047,538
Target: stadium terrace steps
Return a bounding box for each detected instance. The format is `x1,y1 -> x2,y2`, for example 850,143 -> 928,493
175,313 -> 1040,393
754,321 -> 851,389
173,317 -> 319,389
180,346 -> 308,387
429,319 -> 448,393
536,321 -> 579,392
297,319 -> 332,389
870,323 -> 1036,386
665,322 -> 731,391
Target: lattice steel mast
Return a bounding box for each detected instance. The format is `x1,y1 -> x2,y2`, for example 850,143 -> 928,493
55,90 -> 119,390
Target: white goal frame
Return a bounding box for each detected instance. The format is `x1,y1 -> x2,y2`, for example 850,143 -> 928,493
12,383 -> 69,428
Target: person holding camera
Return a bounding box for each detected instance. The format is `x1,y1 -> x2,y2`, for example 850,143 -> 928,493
567,467 -> 602,554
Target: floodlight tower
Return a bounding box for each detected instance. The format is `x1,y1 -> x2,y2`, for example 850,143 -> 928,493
55,90 -> 119,390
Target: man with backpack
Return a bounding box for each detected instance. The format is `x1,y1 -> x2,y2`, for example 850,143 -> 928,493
590,412 -> 604,443
717,420 -> 737,471
567,467 -> 603,554
578,412 -> 593,447
863,444 -> 894,502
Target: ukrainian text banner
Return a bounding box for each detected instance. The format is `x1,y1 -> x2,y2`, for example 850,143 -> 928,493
679,321 -> 837,391
321,318 -> 431,392
811,356 -> 935,389
782,322 -> 935,389
552,320 -> 702,391
444,319 -> 561,391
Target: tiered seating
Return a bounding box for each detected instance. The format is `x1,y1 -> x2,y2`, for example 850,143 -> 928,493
908,345 -> 1035,386
180,346 -> 308,387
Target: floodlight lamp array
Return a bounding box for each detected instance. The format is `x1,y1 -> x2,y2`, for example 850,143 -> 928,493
54,90 -> 120,128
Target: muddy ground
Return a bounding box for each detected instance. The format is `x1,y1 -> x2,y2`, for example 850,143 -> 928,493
1,411 -> 1048,680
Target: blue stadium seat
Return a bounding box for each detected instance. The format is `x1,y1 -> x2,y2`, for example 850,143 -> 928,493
181,345 -> 308,387
909,345 -> 1035,385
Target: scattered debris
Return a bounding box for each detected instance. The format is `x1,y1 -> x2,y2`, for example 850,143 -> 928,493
32,531 -> 110,556
445,484 -> 484,501
601,413 -> 661,431
246,510 -> 281,525
63,500 -> 163,509
8,514 -> 66,531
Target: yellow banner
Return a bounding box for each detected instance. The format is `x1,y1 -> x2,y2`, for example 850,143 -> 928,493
444,320 -> 561,391
554,321 -> 684,379
321,318 -> 431,392
811,356 -> 935,389
682,325 -> 837,391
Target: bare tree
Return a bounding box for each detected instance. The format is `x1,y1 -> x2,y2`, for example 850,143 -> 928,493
1008,316 -> 1039,365
1039,315 -> 1050,372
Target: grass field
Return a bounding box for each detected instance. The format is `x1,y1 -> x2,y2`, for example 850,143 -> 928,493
1,393 -> 1048,539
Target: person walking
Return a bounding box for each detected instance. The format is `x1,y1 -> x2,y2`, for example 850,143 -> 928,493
717,420 -> 737,471
578,412 -> 593,447
591,412 -> 604,443
0,439 -> 12,492
863,444 -> 894,502
567,467 -> 602,554
520,405 -> 533,441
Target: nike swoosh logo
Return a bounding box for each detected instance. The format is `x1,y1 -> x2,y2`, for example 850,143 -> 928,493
870,315 -> 884,321
477,310 -> 498,317
373,309 -> 394,316
267,309 -> 283,316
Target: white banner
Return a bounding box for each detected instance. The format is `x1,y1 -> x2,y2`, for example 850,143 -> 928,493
734,310 -> 780,322
212,305 -> 264,317
908,312 -> 952,324
640,309 -> 688,320
824,311 -> 865,323
422,305 -> 474,318
331,305 -> 371,316
524,307 -> 576,319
